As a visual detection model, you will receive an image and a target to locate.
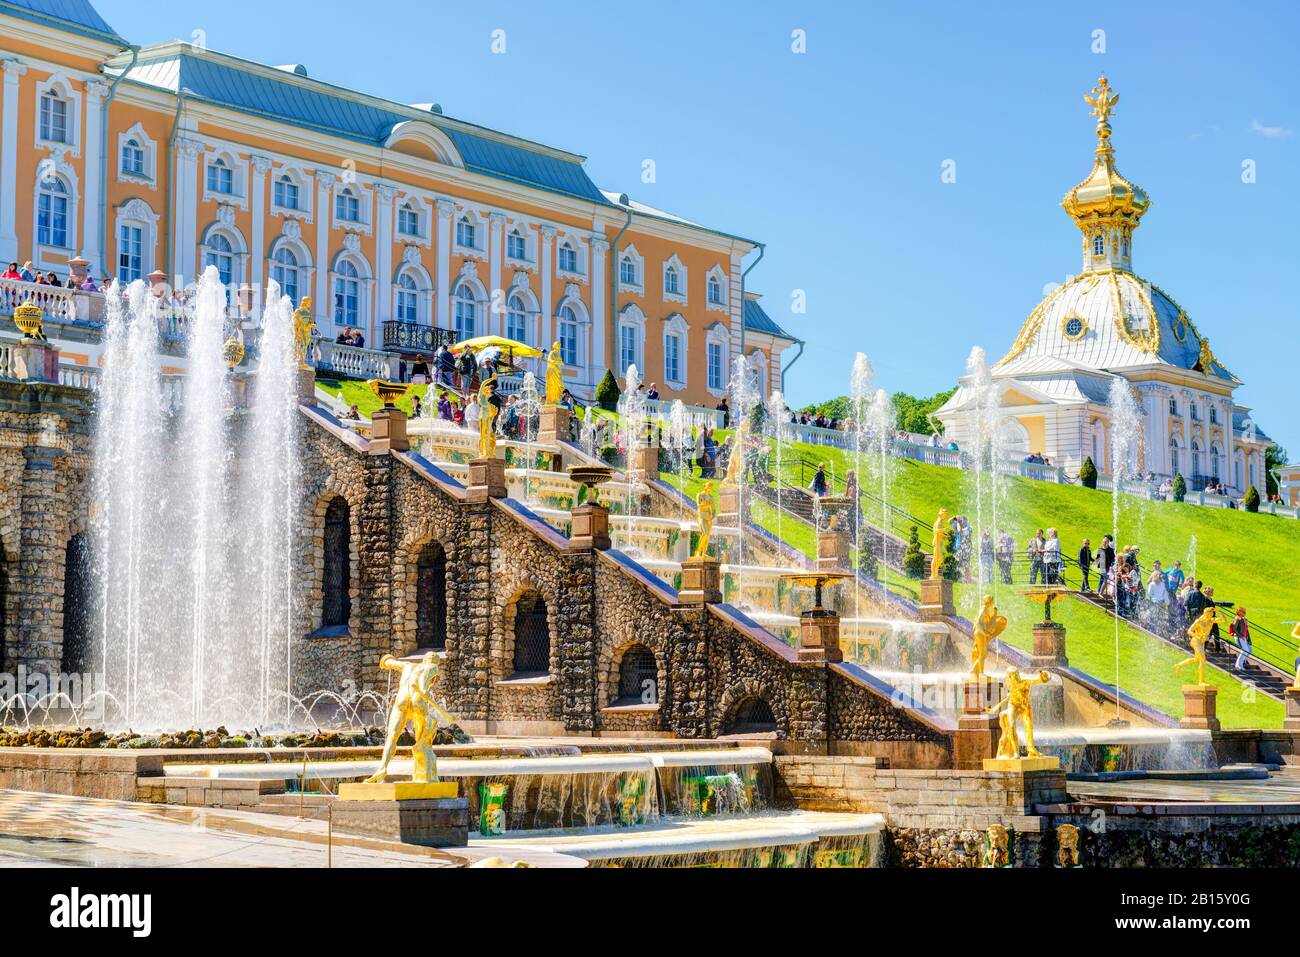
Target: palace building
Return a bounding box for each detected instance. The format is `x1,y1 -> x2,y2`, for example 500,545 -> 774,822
935,78 -> 1274,495
0,0 -> 794,404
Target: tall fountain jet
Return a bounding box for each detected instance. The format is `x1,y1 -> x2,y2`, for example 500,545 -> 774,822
89,270 -> 303,730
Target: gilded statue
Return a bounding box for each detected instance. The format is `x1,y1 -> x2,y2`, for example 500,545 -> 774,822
545,341 -> 565,405
365,652 -> 453,784
987,667 -> 1052,759
984,824 -> 1010,868
1056,824 -> 1081,868
478,374 -> 499,459
293,296 -> 316,369
971,595 -> 1007,678
724,421 -> 747,487
930,508 -> 950,580
694,481 -> 717,559
1196,337 -> 1216,375
1083,75 -> 1119,125
1175,607 -> 1216,687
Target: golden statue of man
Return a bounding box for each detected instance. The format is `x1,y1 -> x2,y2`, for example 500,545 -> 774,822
724,420 -> 747,488
478,374 -> 498,459
694,481 -> 717,559
971,595 -> 1007,678
930,508 -> 950,580
365,652 -> 453,784
545,341 -> 565,405
987,667 -> 1052,759
1176,607 -> 1217,687
293,297 -> 316,370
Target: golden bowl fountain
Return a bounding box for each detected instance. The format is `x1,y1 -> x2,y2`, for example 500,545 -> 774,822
368,379 -> 409,409
780,570 -> 853,614
222,336 -> 246,369
1023,585 -> 1069,623
567,464 -> 614,507
13,301 -> 45,341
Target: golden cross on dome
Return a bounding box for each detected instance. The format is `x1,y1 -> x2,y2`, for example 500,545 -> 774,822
1084,76 -> 1119,124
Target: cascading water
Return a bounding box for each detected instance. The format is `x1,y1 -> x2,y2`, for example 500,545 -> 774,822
765,388 -> 787,554
518,372 -> 540,504
668,400 -> 690,522
581,405 -> 598,459
617,365 -> 647,552
962,346 -> 1008,595
728,354 -> 760,609
1108,375 -> 1143,719
868,388 -> 895,578
848,353 -> 874,625
89,269 -> 302,730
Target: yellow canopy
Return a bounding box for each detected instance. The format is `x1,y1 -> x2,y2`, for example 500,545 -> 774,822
449,335 -> 543,358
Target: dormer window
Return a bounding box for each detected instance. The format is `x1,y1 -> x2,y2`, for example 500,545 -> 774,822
557,240 -> 578,274
1121,236 -> 1129,258
398,202 -> 421,237
274,174 -> 299,211
207,158 -> 234,195
335,188 -> 361,223
39,93 -> 69,144
456,216 -> 476,249
1092,234 -> 1105,257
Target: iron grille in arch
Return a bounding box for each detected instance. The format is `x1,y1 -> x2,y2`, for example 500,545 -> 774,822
511,592 -> 550,676
322,498 -> 351,628
616,645 -> 658,704
416,542 -> 447,650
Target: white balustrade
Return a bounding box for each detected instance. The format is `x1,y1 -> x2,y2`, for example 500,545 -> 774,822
0,276 -> 81,323
310,338 -> 396,380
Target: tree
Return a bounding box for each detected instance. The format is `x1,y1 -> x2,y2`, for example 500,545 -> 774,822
892,388 -> 957,436
902,526 -> 927,580
941,525 -> 961,582
1172,473 -> 1187,503
1244,485 -> 1260,512
595,369 -> 621,412
1266,444 -> 1288,498
1079,456 -> 1098,489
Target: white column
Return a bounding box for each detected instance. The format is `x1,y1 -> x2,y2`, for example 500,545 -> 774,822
0,59 -> 26,263
80,79 -> 109,271
1222,398 -> 1236,492
488,211 -> 505,337
539,224 -> 555,347
172,137 -> 202,284
249,154 -> 271,319
590,232 -> 608,387
374,184 -> 397,346
435,198 -> 454,330
313,171 -> 334,325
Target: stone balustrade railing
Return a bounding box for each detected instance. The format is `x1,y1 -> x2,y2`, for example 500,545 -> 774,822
0,340 -> 15,378
310,338 -> 396,380
644,398 -> 726,432
0,276 -> 83,323
58,365 -> 99,390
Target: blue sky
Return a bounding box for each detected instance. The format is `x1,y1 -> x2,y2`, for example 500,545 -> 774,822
98,0 -> 1299,454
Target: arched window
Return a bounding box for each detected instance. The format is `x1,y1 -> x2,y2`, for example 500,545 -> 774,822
1209,406 -> 1218,425
397,202 -> 421,237
707,273 -> 723,305
272,245 -> 300,304
619,254 -> 638,286
335,187 -> 360,223
557,240 -> 578,274
664,265 -> 681,296
274,174 -> 300,211
415,542 -> 447,651
37,175 -> 70,248
117,222 -> 143,282
39,91 -> 69,143
453,281 -> 477,340
506,292 -> 528,343
558,304 -> 578,365
1169,397 -> 1178,417
1211,444 -> 1221,479
204,233 -> 235,286
1191,441 -> 1202,479
396,272 -> 420,323
1092,234 -> 1105,257
206,157 -> 234,195
334,259 -> 360,327
322,498 -> 351,629
506,228 -> 527,261
511,592 -> 549,676
62,534 -> 91,673
1121,235 -> 1130,258
1170,438 -> 1180,477
614,645 -> 658,705
727,696 -> 777,734
456,215 -> 476,249
121,138 -> 145,177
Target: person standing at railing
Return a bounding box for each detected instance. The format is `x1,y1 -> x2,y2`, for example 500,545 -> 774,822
1077,538 -> 1093,592
2,262 -> 20,280
1229,608 -> 1252,672
1145,561 -> 1169,633
996,531 -> 1015,584
1043,528 -> 1062,584
1027,529 -> 1045,584
464,393 -> 480,433
810,462 -> 828,498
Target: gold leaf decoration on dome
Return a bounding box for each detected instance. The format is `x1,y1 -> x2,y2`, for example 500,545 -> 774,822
996,274 -> 1096,367
1106,271 -> 1159,355
1171,310 -> 1188,343
1062,77 -> 1150,239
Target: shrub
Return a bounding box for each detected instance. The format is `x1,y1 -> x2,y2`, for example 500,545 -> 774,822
1172,473 -> 1187,503
595,369 -> 621,412
1079,456 -> 1098,489
941,525 -> 960,582
1244,486 -> 1260,512
902,526 -> 927,580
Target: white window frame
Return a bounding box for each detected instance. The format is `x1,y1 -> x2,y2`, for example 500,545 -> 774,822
200,221 -> 248,289
270,167 -> 314,221
269,233 -> 313,305
391,261 -> 433,326
116,122 -> 156,186
506,290 -> 530,344
617,243 -> 644,293
452,271 -> 486,340
704,264 -> 728,312
330,250 -> 373,329
34,74 -> 80,153
34,167 -> 76,257
454,209 -> 487,258
202,150 -> 248,209
554,232 -> 588,280
113,197 -> 158,284
504,223 -> 534,267
555,291 -> 590,373
617,303 -> 646,379
662,253 -> 688,304
662,313 -> 689,391
332,185 -> 373,234
705,322 -> 730,397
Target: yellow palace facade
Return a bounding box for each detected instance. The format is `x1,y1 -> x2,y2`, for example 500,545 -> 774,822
0,0 -> 794,404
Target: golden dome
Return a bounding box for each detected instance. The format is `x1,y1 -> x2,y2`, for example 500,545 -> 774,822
1061,77 -> 1150,230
